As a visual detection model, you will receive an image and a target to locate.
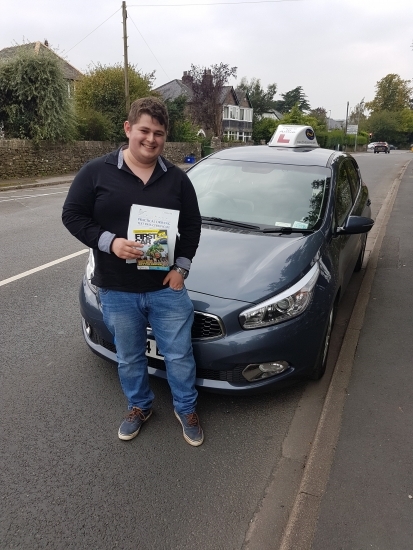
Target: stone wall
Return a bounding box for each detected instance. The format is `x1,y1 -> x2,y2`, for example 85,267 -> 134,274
0,140 -> 202,180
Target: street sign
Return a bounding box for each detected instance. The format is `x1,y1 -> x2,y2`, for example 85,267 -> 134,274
347,125 -> 358,135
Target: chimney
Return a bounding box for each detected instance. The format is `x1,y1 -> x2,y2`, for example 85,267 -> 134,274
182,71 -> 193,88
202,69 -> 213,87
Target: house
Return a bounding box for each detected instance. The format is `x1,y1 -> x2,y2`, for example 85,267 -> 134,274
154,71 -> 253,142
261,109 -> 283,121
327,118 -> 345,130
0,41 -> 83,97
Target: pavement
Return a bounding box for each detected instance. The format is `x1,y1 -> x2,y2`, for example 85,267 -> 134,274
0,164 -> 192,191
310,159 -> 413,550
279,158 -> 413,550
2,162 -> 412,549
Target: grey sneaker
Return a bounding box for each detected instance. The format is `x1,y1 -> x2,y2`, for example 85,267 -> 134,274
118,407 -> 152,441
174,410 -> 204,447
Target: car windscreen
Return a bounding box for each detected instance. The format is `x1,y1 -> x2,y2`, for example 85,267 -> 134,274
188,159 -> 331,230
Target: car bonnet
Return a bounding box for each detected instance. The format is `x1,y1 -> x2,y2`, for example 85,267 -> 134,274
186,226 -> 325,303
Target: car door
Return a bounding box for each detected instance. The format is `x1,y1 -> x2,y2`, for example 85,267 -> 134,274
332,159 -> 358,291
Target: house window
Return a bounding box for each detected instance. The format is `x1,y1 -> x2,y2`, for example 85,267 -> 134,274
229,106 -> 238,119
223,106 -> 229,119
244,109 -> 252,122
240,109 -> 245,121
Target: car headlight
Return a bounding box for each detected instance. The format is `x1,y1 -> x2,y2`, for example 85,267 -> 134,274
239,262 -> 320,329
85,248 -> 97,294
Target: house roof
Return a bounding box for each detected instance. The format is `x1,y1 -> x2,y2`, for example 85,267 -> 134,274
0,42 -> 83,80
153,79 -> 193,101
154,78 -> 252,108
262,109 -> 283,120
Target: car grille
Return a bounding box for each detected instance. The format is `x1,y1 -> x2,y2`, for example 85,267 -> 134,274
146,312 -> 224,340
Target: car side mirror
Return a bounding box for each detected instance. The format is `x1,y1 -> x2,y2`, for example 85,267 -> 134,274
336,215 -> 374,235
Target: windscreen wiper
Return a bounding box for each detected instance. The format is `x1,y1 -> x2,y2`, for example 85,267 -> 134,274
202,216 -> 260,230
262,226 -> 314,234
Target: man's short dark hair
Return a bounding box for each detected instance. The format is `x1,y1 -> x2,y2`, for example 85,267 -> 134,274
128,96 -> 169,132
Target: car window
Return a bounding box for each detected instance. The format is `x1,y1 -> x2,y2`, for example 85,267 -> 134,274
335,163 -> 353,226
344,159 -> 360,199
188,159 -> 330,229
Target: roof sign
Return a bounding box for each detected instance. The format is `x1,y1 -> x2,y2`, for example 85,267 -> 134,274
268,125 -> 319,148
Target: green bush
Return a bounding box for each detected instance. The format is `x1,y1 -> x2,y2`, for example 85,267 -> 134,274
0,48 -> 76,142
75,107 -> 113,141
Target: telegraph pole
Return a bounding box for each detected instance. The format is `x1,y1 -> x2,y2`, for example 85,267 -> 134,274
354,97 -> 364,152
122,1 -> 130,114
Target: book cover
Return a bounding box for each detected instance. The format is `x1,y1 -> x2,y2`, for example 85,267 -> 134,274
134,229 -> 169,270
126,205 -> 180,267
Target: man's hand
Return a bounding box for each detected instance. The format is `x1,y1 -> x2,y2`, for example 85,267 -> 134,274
111,238 -> 143,260
163,269 -> 185,290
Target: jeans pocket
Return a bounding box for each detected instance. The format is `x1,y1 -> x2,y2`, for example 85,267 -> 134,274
169,286 -> 186,293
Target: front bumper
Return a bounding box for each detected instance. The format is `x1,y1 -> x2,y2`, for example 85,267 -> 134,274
79,276 -> 333,395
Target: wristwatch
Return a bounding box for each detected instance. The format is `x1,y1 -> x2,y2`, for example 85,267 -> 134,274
172,265 -> 189,279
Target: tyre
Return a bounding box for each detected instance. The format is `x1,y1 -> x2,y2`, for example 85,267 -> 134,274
309,303 -> 336,381
354,234 -> 367,272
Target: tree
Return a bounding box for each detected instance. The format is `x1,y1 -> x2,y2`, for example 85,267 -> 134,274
165,96 -> 198,142
309,107 -> 328,128
251,117 -> 278,143
368,109 -> 413,145
186,63 -> 237,136
274,86 -> 310,113
0,48 -> 75,141
348,101 -> 367,126
366,74 -> 413,113
76,107 -> 112,141
75,63 -> 155,141
281,104 -> 320,128
367,110 -> 402,143
238,77 -> 277,120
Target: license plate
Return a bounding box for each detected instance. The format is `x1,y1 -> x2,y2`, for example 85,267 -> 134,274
146,339 -> 164,360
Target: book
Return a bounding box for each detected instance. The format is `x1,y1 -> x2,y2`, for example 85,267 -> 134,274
134,229 -> 169,270
126,205 -> 180,270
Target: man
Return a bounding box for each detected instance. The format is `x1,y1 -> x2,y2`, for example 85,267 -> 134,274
62,97 -> 203,446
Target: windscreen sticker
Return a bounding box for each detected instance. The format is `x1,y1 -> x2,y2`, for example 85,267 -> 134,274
275,222 -> 291,227
292,221 -> 309,229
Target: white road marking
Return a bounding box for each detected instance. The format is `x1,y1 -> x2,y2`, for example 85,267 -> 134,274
0,249 -> 88,287
0,190 -> 69,203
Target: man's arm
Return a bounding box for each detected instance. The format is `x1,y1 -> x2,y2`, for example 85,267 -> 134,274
62,163 -> 105,249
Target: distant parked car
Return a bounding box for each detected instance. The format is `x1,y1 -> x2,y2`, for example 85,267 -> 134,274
367,142 -> 377,153
374,142 -> 390,154
388,144 -> 397,150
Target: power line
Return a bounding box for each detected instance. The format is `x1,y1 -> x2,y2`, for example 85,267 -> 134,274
128,13 -> 169,80
65,7 -> 122,54
129,0 -> 305,5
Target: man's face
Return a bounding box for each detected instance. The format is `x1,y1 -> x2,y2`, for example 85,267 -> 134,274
124,114 -> 166,165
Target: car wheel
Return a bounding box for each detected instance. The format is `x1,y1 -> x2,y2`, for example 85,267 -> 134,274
309,303 -> 336,381
354,234 -> 367,272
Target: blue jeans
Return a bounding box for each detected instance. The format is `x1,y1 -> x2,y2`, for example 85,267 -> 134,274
98,286 -> 198,415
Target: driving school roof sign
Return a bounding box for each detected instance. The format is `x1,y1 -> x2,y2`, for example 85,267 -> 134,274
268,125 -> 319,148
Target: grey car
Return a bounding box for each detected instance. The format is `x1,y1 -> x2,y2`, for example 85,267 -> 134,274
79,125 -> 373,394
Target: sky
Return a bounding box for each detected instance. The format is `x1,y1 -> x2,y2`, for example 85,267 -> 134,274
2,0 -> 412,120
